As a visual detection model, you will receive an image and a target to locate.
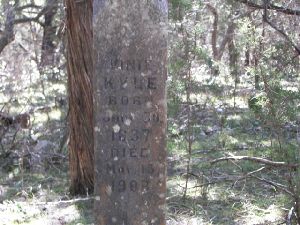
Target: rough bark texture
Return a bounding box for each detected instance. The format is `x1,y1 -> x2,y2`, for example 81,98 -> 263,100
65,0 -> 94,196
0,0 -> 15,54
41,0 -> 58,66
228,37 -> 239,81
206,4 -> 218,60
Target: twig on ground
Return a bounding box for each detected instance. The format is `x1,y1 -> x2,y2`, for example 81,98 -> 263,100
211,156 -> 298,169
17,196 -> 95,206
250,174 -> 293,196
233,166 -> 266,187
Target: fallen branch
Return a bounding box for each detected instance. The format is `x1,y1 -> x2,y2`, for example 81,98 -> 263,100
0,197 -> 94,207
191,180 -> 226,188
211,156 -> 299,169
233,166 -> 266,186
250,174 -> 293,196
191,175 -> 243,188
37,196 -> 94,205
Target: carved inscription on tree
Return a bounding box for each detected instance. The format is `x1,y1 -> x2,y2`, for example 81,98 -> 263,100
93,1 -> 167,225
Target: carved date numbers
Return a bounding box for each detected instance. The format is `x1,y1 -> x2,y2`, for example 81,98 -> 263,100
112,179 -> 150,193
112,128 -> 150,142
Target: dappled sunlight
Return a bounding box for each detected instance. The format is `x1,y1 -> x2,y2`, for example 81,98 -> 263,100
0,0 -> 299,223
32,112 -> 50,124
0,200 -> 82,224
237,203 -> 284,225
167,217 -> 206,225
49,109 -> 63,121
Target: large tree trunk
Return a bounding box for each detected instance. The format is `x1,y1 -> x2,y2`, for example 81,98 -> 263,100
65,0 -> 94,196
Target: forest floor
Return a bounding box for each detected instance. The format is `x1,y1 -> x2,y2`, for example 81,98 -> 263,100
0,109 -> 291,225
0,153 -> 288,225
0,76 -> 296,224
1,0 -> 300,223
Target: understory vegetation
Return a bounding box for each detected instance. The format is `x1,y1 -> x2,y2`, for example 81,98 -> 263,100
0,0 -> 300,224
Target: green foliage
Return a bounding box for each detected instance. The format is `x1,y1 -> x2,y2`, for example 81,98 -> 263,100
248,85 -> 300,126
169,0 -> 193,8
0,0 -> 299,223
169,0 -> 193,20
193,46 -> 214,69
248,92 -> 268,115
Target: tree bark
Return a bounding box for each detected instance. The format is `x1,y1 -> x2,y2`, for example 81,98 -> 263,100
206,4 -> 237,76
41,0 -> 58,66
0,0 -> 16,54
206,4 -> 218,60
65,0 -> 94,196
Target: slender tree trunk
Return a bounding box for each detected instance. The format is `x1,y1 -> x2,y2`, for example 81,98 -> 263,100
65,0 -> 94,196
0,0 -> 16,54
244,46 -> 250,67
40,0 -> 58,66
228,38 -> 239,109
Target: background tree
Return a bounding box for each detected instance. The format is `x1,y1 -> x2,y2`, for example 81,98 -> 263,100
40,0 -> 59,66
0,0 -> 300,224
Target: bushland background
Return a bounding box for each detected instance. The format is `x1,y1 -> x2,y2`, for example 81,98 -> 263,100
0,0 -> 300,224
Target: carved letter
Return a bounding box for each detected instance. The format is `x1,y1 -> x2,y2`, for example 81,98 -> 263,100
147,77 -> 157,89
121,96 -> 129,105
106,163 -> 115,174
108,96 -> 117,105
104,77 -> 114,89
120,77 -> 128,89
